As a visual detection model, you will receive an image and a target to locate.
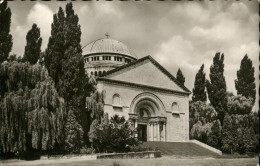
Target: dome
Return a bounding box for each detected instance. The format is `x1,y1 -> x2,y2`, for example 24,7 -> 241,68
82,38 -> 138,59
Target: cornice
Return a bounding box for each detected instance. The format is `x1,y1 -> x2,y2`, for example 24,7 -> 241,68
97,77 -> 191,96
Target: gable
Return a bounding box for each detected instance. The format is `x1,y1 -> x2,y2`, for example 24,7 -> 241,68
104,58 -> 187,93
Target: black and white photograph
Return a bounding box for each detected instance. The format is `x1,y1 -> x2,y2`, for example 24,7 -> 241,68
0,0 -> 259,165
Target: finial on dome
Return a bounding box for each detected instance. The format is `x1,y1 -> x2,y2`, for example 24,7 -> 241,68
105,32 -> 110,38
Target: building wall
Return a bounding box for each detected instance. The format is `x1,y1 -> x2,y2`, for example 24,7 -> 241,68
97,81 -> 190,142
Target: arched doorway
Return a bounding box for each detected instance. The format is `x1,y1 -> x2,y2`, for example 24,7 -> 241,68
136,107 -> 150,142
129,92 -> 167,142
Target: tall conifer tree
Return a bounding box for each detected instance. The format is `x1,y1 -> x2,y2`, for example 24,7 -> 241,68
176,68 -> 185,86
45,7 -> 65,85
44,3 -> 87,148
235,54 -> 256,103
23,24 -> 42,65
0,0 -> 13,63
192,64 -> 207,102
206,52 -> 227,124
45,3 -> 86,116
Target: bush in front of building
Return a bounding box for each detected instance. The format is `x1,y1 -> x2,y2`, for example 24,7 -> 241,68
88,114 -> 138,153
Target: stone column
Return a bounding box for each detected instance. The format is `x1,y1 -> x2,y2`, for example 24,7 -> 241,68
154,123 -> 157,141
151,123 -> 154,141
164,124 -> 166,142
157,123 -> 160,142
147,124 -> 150,141
134,120 -> 138,138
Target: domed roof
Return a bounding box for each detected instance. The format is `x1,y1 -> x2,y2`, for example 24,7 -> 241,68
82,38 -> 137,59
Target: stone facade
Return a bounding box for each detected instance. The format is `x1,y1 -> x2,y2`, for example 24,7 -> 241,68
97,56 -> 191,142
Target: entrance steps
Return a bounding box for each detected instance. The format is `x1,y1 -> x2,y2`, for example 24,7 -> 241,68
142,141 -> 221,157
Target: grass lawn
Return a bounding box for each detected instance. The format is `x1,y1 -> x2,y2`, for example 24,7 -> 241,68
2,156 -> 258,166
2,142 -> 258,166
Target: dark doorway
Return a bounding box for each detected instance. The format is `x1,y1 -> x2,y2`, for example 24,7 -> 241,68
137,124 -> 147,142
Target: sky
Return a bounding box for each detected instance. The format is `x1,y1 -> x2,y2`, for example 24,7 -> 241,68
8,1 -> 259,109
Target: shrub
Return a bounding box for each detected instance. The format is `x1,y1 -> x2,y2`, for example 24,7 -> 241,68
88,114 -> 138,153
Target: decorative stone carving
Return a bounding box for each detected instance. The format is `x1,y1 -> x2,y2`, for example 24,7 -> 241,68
148,117 -> 167,124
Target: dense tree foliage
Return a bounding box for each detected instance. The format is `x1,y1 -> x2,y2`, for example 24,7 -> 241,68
0,0 -> 13,64
235,55 -> 256,103
227,94 -> 253,115
189,101 -> 219,146
190,121 -> 213,143
44,3 -> 88,149
221,114 -> 236,153
0,62 -> 65,156
176,68 -> 185,86
6,54 -> 22,63
45,3 -> 86,117
190,53 -> 258,155
88,114 -> 138,153
192,64 -> 207,102
206,52 -> 227,124
84,74 -> 105,145
64,110 -> 84,153
207,120 -> 222,149
189,101 -> 217,131
221,114 -> 258,154
23,24 -> 42,65
44,7 -> 65,85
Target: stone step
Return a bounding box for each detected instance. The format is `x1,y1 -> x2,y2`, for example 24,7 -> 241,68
141,141 -> 221,157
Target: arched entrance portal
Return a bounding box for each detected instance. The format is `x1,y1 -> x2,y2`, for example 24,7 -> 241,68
129,93 -> 167,142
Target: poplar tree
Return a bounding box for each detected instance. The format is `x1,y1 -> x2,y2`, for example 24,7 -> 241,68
23,24 -> 42,65
206,52 -> 227,124
176,68 -> 185,86
235,54 -> 256,103
192,64 -> 207,102
44,3 -> 87,148
45,7 -> 65,85
0,0 -> 13,63
45,3 -> 86,117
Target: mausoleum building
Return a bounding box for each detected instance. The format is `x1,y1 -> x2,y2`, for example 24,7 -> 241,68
82,37 -> 191,142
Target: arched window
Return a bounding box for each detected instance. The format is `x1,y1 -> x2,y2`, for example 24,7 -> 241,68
139,108 -> 149,118
103,71 -> 106,74
94,71 -> 97,76
98,71 -> 102,75
91,71 -> 93,75
112,94 -> 121,106
171,102 -> 179,115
